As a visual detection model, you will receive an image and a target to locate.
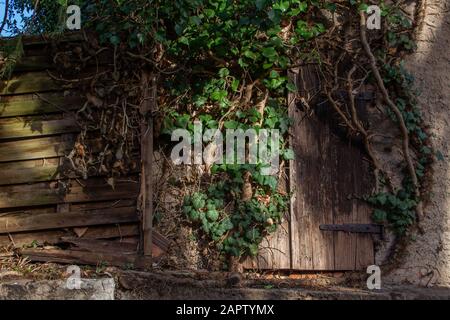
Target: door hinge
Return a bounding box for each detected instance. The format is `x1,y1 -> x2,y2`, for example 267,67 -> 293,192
319,223 -> 384,238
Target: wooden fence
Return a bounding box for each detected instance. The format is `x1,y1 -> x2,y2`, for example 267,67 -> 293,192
0,35 -> 168,268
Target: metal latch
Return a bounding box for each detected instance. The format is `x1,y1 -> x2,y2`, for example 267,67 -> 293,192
319,223 -> 384,238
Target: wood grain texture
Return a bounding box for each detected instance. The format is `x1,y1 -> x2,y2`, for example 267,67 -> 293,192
246,68 -> 374,271
21,248 -> 153,268
0,135 -> 74,162
0,35 -> 152,263
1,72 -> 62,95
140,72 -> 155,257
0,224 -> 140,248
0,93 -> 82,117
0,158 -> 60,185
0,116 -> 79,140
0,206 -> 138,233
0,177 -> 139,208
289,67 -> 374,271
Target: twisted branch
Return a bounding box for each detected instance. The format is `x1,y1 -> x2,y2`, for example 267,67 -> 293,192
359,11 -> 423,222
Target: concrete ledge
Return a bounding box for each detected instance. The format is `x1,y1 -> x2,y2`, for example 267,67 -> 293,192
0,278 -> 115,300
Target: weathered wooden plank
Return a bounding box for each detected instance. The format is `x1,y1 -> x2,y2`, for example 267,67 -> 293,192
0,156 -> 139,186
140,72 -> 155,257
21,248 -> 153,268
311,118 -> 335,270
290,66 -> 335,270
0,224 -> 140,248
293,111 -> 337,270
243,226 -> 291,270
13,51 -> 114,72
81,224 -> 140,240
0,177 -> 139,208
13,55 -> 53,72
0,116 -> 79,140
0,93 -> 82,117
0,135 -> 73,162
64,178 -> 140,204
152,231 -> 171,254
332,139 -> 357,270
0,231 -> 64,248
354,156 -> 375,269
60,237 -> 138,254
0,135 -> 107,163
0,158 -> 60,185
0,206 -> 138,233
0,72 -> 62,95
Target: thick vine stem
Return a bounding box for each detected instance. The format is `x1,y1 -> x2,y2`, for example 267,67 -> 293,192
359,12 -> 424,222
412,0 -> 427,42
346,66 -> 382,192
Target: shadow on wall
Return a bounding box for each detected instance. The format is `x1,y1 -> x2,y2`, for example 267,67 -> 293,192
383,0 -> 450,287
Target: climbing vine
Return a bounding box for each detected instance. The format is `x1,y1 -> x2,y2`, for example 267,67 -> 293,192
1,0 -> 433,267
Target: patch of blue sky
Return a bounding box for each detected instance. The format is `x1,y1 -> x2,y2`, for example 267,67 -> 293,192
1,1 -> 33,37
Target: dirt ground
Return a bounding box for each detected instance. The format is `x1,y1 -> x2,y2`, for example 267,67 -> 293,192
2,269 -> 450,300
380,0 -> 450,287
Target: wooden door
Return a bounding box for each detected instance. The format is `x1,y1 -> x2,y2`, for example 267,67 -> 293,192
245,66 -> 375,271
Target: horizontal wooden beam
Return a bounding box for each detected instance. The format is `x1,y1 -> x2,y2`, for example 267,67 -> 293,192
0,136 -> 73,162
60,237 -> 138,254
1,72 -> 61,95
0,135 -> 110,163
0,224 -> 140,248
0,206 -> 138,233
0,158 -> 60,186
13,52 -> 113,73
0,155 -> 140,186
0,116 -> 79,140
0,93 -> 82,118
0,177 -> 139,208
21,248 -> 153,269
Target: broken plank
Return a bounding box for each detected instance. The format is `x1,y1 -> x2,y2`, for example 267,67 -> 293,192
60,237 -> 138,254
152,231 -> 171,253
0,224 -> 140,248
70,199 -> 136,211
0,116 -> 79,140
0,230 -> 64,248
82,224 -> 140,240
21,248 -> 153,269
